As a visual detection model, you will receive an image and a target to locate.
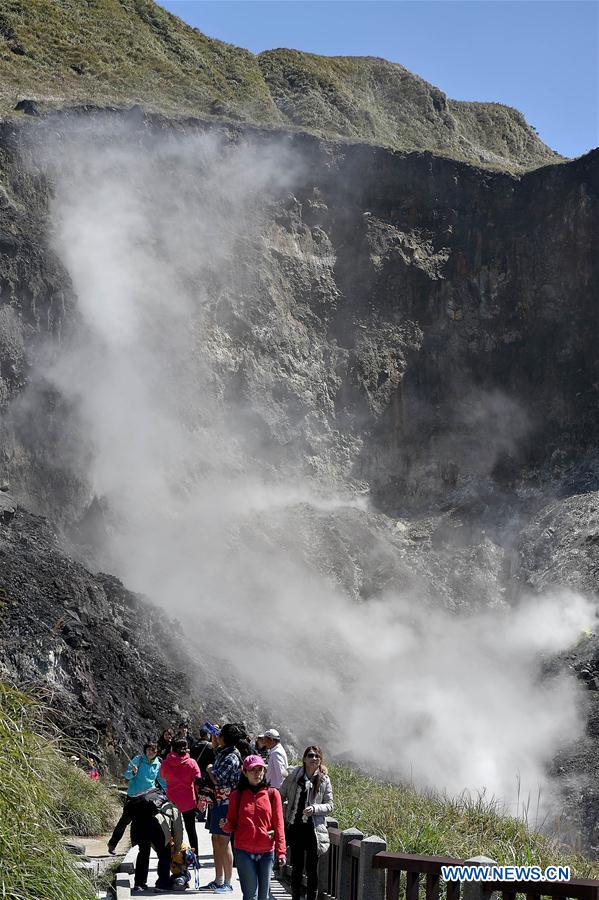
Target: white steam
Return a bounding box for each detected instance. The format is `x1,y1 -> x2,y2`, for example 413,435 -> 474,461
26,120 -> 597,811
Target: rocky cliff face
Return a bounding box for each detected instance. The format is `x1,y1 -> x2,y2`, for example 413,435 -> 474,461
3,114 -> 594,519
0,109 -> 597,843
0,493 -> 257,768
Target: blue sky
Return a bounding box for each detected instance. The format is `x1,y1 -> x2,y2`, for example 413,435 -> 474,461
157,1 -> 598,158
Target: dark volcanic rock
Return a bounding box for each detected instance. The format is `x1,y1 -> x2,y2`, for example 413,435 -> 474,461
0,498 -> 236,768
0,112 -> 599,518
517,491 -> 599,594
0,116 -> 597,524
14,99 -> 39,117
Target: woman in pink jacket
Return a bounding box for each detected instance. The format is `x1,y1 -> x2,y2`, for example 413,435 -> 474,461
159,738 -> 201,853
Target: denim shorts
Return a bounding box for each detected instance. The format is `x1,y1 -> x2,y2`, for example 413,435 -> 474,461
208,799 -> 231,836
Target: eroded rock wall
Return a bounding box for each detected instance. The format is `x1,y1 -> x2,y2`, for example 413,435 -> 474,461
1,116 -> 596,526
0,111 -> 598,839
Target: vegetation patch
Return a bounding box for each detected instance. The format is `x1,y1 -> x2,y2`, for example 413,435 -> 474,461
0,680 -> 117,900
0,0 -> 562,171
330,764 -> 599,877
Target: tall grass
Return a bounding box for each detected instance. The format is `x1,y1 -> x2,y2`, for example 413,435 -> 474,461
330,765 -> 599,878
48,750 -> 117,836
0,681 -> 117,900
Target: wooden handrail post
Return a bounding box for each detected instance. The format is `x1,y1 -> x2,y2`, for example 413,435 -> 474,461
318,819 -> 340,898
357,835 -> 386,900
338,828 -> 364,900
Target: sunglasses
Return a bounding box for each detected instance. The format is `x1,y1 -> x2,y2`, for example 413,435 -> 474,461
305,753 -> 320,760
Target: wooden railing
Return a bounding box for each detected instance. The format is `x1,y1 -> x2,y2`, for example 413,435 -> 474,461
325,827 -> 341,899
306,821 -> 599,900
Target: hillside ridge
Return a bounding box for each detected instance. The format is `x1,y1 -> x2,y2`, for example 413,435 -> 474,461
0,0 -> 560,170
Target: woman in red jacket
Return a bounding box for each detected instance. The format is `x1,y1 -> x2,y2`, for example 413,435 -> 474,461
159,738 -> 201,854
220,754 -> 286,900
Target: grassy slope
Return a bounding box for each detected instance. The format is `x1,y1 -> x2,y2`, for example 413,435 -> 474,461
331,765 -> 599,877
0,0 -> 560,170
0,0 -> 279,121
257,50 -> 559,169
0,681 -> 118,900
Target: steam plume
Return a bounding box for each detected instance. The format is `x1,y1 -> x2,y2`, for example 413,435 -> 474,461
18,117 -> 597,810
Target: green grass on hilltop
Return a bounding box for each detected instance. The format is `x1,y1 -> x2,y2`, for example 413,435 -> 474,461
0,0 -> 562,171
0,681 -> 118,900
330,765 -> 599,878
0,0 -> 279,122
257,51 -> 559,170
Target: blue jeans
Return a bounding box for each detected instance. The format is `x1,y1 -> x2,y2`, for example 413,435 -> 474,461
234,848 -> 274,900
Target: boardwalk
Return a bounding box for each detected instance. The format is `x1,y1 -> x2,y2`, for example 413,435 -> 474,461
120,823 -> 292,898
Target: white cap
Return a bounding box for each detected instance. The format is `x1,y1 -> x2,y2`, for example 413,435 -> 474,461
263,728 -> 280,740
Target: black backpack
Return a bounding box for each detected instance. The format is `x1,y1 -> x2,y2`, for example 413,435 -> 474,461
129,788 -> 167,817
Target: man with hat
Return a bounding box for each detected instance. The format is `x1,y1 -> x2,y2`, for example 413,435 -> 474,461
263,729 -> 288,790
252,733 -> 270,763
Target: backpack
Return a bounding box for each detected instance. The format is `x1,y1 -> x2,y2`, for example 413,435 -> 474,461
127,788 -> 167,819
213,746 -> 242,802
171,845 -> 201,890
146,788 -> 168,809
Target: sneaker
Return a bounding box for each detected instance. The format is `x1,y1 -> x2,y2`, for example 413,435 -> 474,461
224,884 -> 234,892
203,880 -> 219,891
132,886 -> 147,894
107,844 -> 117,856
213,886 -> 230,894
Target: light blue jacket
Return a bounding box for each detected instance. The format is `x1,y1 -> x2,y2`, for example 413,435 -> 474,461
124,754 -> 166,797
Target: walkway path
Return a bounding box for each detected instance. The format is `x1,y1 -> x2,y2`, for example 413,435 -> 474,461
120,821 -> 292,898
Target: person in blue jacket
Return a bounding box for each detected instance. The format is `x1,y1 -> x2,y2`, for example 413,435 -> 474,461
108,740 -> 166,854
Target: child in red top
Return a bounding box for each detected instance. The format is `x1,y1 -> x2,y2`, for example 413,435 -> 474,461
84,756 -> 100,781
220,755 -> 286,900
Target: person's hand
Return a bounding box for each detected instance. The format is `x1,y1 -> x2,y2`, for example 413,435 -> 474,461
206,763 -> 213,771
303,806 -> 314,816
219,818 -> 229,829
277,857 -> 286,870
131,765 -> 138,776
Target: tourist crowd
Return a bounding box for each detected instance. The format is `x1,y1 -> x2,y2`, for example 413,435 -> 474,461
106,719 -> 334,899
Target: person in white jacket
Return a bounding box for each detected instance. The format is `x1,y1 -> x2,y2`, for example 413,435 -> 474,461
263,728 -> 288,789
280,746 -> 334,900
